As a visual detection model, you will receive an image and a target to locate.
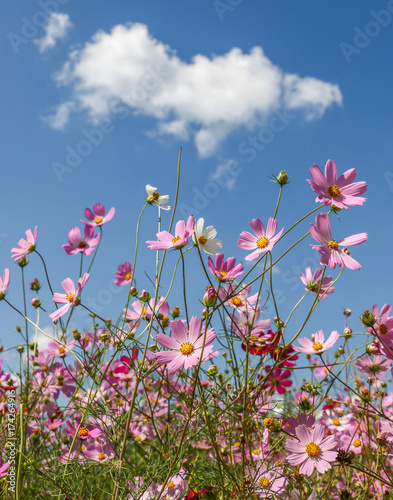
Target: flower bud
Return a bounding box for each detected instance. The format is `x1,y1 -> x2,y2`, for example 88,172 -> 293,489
17,256 -> 27,267
72,328 -> 81,340
207,364 -> 218,377
343,327 -> 352,339
30,278 -> 41,291
360,310 -> 376,328
0,345 -> 3,352
129,286 -> 138,297
17,345 -> 24,353
276,170 -> 288,185
274,316 -> 284,328
100,332 -> 109,341
203,287 -> 217,307
31,298 -> 41,308
15,326 -> 22,333
181,459 -> 189,468
160,315 -> 170,328
171,306 -> 181,318
343,308 -> 351,317
138,290 -> 150,302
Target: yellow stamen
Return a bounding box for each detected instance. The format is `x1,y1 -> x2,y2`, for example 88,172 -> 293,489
258,477 -> 270,488
78,427 -> 89,437
219,270 -> 227,277
332,418 -> 340,426
98,452 -> 106,461
328,240 -> 338,250
306,442 -> 320,456
256,236 -> 269,249
231,297 -> 242,306
172,236 -> 181,244
167,481 -> 175,488
354,439 -> 361,447
94,217 -> 103,224
264,417 -> 274,428
124,272 -> 131,281
312,342 -> 323,351
198,235 -> 208,245
328,185 -> 341,198
42,365 -> 49,372
252,448 -> 259,455
66,293 -> 74,303
152,192 -> 160,200
179,341 -> 194,355
58,347 -> 66,354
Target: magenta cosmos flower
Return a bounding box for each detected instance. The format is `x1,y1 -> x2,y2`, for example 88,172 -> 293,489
308,159 -> 367,209
355,354 -> 392,378
309,214 -> 368,270
147,216 -> 195,251
300,266 -> 334,298
114,262 -> 133,286
0,268 -> 10,300
294,329 -> 339,355
63,225 -> 100,256
155,316 -> 216,371
261,366 -> 292,395
49,273 -> 90,322
286,424 -> 338,475
82,203 -> 115,226
238,218 -> 284,261
207,253 -> 244,281
368,303 -> 393,338
11,226 -> 37,260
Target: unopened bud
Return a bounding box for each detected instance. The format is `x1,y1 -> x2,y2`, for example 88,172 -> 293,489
31,298 -> 41,308
17,345 -> 24,353
343,308 -> 351,317
276,170 -> 288,185
17,256 -> 27,267
343,327 -> 352,339
129,287 -> 138,297
138,290 -> 150,302
360,310 -> 376,328
30,278 -> 41,290
207,364 -> 218,377
171,306 -> 181,318
203,287 -> 217,307
72,329 -> 81,340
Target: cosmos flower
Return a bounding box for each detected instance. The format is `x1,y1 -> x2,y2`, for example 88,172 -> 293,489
62,225 -> 100,256
238,218 -> 284,261
82,203 -> 115,226
0,268 -> 10,300
299,266 -> 334,298
355,354 -> 392,378
249,463 -> 288,498
207,253 -> 244,281
114,262 -> 133,286
192,218 -> 223,256
293,329 -> 339,355
49,273 -> 90,322
11,226 -> 37,260
155,316 -> 216,371
146,184 -> 171,210
309,214 -> 367,270
286,424 -> 338,475
146,216 -> 195,250
307,159 -> 367,209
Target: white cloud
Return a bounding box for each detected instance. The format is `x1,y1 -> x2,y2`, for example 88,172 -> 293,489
48,22 -> 342,156
211,160 -> 238,191
41,101 -> 74,130
35,12 -> 73,53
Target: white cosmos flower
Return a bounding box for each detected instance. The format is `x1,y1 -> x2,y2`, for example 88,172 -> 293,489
145,185 -> 171,210
192,218 -> 223,256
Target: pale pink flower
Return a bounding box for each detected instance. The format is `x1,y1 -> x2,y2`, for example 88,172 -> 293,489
82,203 -> 115,226
286,413 -> 316,436
355,354 -> 392,378
293,329 -> 339,355
62,225 -> 100,256
83,440 -> 115,462
291,490 -> 317,500
146,216 -> 195,250
207,253 -> 244,281
43,340 -> 76,361
307,159 -> 367,209
161,469 -> 188,499
114,262 -> 133,286
228,309 -> 270,340
0,268 -> 10,300
49,273 -> 90,322
11,226 -> 37,260
286,424 -> 338,475
249,463 -> 288,497
237,218 -> 283,261
0,459 -> 10,478
224,282 -> 259,313
155,316 -> 216,371
323,412 -> 354,433
300,266 -> 334,298
309,213 -> 368,270
368,303 -> 393,338
340,430 -> 363,454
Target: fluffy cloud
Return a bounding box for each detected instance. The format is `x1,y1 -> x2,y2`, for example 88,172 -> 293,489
35,12 -> 73,53
47,22 -> 342,156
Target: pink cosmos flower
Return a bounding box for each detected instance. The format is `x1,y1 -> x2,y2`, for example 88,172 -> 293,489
228,310 -> 270,341
146,216 -> 195,251
323,412 -> 354,433
43,340 -> 76,361
207,253 -> 244,281
286,413 -> 316,436
308,159 -> 367,209
62,225 -> 100,256
299,266 -> 334,298
155,316 -> 216,371
340,430 -> 363,455
82,203 -> 115,226
11,226 -> 37,260
249,463 -> 288,497
237,218 -> 284,261
83,440 -> 115,462
224,282 -> 259,313
309,214 -> 368,270
65,420 -> 103,440
49,273 -> 90,322
286,424 -> 338,475
0,268 -> 10,300
355,354 -> 392,378
114,262 -> 133,286
294,329 -> 339,355
0,459 -> 10,478
368,303 -> 393,338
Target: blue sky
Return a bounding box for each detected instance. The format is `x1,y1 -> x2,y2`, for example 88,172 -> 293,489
1,1 -> 393,372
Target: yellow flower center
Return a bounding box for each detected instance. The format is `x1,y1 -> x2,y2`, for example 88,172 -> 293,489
94,217 -> 103,224
42,365 -> 49,372
198,235 -> 208,245
264,417 -> 274,428
219,270 -> 227,277
98,452 -> 106,460
328,185 -> 341,198
57,380 -> 64,387
379,324 -> 388,335
58,347 -> 66,355
66,293 -> 74,303
124,272 -> 131,281
152,192 -> 160,200
258,477 -> 270,488
172,236 -> 181,245
354,439 -> 361,447
328,240 -> 338,250
252,448 -> 260,455
167,481 -> 175,488
231,297 -> 242,306
78,241 -> 87,248
312,342 -> 323,351
256,236 -> 269,249
332,418 -> 340,426
78,427 -> 89,437
306,442 -> 320,457
179,341 -> 194,355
